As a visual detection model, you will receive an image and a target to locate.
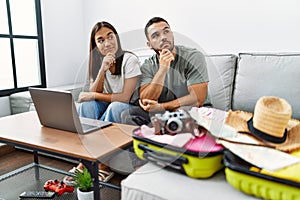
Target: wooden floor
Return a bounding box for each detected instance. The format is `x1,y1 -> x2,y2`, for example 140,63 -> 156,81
0,145 -> 75,176
0,145 -> 127,199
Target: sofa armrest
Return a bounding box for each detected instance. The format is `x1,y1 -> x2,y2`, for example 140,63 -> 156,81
9,83 -> 85,115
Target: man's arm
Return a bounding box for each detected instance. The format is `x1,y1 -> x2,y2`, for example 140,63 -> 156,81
162,82 -> 208,110
139,66 -> 167,100
140,49 -> 174,100
140,82 -> 208,112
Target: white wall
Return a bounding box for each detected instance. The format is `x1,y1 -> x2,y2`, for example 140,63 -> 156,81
41,0 -> 300,86
41,0 -> 87,87
82,0 -> 300,54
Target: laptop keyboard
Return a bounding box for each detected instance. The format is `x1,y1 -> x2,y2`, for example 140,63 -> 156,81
81,123 -> 98,131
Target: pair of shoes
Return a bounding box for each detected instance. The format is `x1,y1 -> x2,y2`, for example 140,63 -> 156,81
63,167 -> 83,186
98,169 -> 114,182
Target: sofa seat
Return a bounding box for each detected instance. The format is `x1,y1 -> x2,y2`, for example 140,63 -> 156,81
121,163 -> 256,200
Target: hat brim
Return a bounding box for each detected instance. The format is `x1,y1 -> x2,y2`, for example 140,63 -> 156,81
247,118 -> 288,144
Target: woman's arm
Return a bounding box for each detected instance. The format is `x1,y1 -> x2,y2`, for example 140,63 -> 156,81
89,53 -> 116,93
89,68 -> 106,92
78,76 -> 138,103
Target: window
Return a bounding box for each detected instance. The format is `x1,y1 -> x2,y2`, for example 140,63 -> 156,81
0,0 -> 46,97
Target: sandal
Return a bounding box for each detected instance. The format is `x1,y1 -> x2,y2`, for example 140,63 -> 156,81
63,167 -> 83,186
98,169 -> 114,182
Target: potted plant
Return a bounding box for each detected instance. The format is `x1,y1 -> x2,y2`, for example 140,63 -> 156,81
74,167 -> 94,200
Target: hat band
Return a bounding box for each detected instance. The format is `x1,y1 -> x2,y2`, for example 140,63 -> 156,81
247,118 -> 287,144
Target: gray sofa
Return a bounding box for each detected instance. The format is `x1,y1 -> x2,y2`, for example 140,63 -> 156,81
207,53 -> 300,118
121,52 -> 300,200
5,52 -> 300,199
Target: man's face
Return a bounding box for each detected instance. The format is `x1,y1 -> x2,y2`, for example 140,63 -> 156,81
146,21 -> 174,53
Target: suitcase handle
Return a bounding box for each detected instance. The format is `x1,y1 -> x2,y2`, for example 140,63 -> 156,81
138,143 -> 188,169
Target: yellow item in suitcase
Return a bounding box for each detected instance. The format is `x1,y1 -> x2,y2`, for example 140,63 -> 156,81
224,150 -> 300,200
133,128 -> 224,178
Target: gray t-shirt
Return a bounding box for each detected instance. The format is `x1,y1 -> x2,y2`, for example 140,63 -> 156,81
140,45 -> 211,105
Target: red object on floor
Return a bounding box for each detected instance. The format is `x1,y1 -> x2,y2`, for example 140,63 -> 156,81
44,179 -> 74,196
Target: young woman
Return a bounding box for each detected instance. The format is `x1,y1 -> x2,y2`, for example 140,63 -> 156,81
65,21 -> 141,184
77,21 -> 141,123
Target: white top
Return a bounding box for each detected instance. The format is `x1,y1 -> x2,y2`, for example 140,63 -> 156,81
103,52 -> 141,94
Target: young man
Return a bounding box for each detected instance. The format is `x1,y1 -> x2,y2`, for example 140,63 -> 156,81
121,17 -> 211,125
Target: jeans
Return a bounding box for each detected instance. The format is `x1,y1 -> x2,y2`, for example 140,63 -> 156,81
77,100 -> 109,120
78,100 -> 132,123
100,102 -> 133,123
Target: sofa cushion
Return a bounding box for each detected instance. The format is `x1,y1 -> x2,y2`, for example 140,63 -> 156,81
206,54 -> 237,111
9,91 -> 35,114
232,53 -> 300,119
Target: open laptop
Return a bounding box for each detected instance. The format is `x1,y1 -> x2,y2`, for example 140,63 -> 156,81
29,87 -> 112,134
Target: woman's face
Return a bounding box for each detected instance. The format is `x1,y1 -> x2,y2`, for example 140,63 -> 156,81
94,26 -> 118,56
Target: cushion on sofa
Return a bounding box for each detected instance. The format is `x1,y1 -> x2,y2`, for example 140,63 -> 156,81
206,54 -> 237,111
232,53 -> 300,119
9,91 -> 35,114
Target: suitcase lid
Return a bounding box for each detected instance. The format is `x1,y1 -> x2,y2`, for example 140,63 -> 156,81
223,150 -> 300,188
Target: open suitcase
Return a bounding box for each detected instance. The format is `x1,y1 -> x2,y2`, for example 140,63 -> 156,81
132,127 -> 224,178
223,150 -> 300,200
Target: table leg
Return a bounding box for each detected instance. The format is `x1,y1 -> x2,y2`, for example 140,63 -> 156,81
33,150 -> 40,180
33,150 -> 39,164
82,160 -> 100,200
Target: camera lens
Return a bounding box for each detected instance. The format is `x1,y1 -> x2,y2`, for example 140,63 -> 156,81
168,121 -> 179,131
166,118 -> 183,134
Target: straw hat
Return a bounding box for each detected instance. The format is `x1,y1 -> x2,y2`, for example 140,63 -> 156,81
225,96 -> 300,152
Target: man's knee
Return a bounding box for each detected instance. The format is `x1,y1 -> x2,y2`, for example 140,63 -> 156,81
121,106 -> 151,126
120,109 -> 131,124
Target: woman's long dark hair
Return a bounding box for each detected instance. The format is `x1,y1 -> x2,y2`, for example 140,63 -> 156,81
88,21 -> 124,82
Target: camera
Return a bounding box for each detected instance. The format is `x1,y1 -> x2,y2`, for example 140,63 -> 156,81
151,109 -> 199,136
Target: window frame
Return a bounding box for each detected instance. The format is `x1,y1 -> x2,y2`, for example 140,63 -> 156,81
0,0 -> 46,97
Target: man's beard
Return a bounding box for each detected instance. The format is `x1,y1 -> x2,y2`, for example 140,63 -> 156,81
154,42 -> 175,55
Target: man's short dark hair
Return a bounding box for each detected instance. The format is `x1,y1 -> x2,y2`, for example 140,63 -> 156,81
144,17 -> 169,40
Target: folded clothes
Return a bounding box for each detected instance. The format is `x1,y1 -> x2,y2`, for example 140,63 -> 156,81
139,125 -> 223,152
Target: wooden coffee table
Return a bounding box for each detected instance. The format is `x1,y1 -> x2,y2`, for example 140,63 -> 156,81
0,111 -> 136,200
